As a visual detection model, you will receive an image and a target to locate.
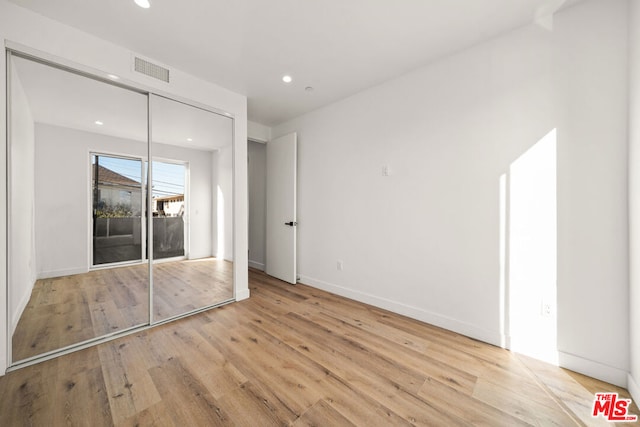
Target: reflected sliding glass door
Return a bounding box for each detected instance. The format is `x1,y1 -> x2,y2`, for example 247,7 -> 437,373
92,154 -> 145,266
152,160 -> 186,260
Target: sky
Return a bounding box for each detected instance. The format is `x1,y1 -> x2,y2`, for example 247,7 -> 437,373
92,154 -> 185,198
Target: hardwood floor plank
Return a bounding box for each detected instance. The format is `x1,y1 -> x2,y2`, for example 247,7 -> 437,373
118,401 -> 176,427
472,377 -> 578,426
417,378 -> 532,427
0,359 -> 58,426
241,317 -> 416,426
215,381 -> 296,426
147,357 -> 234,426
244,310 -> 468,426
199,323 -> 326,418
160,323 -> 247,400
283,311 -> 428,395
53,366 -> 113,427
303,290 -> 540,395
293,399 -> 356,426
244,315 -> 416,426
98,339 -> 162,424
249,275 -> 309,304
302,308 -> 478,395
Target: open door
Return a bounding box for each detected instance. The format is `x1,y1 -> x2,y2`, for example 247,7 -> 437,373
266,132 -> 297,284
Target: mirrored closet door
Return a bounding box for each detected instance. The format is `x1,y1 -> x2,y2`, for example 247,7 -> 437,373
8,54 -> 150,362
150,95 -> 234,322
7,51 -> 234,366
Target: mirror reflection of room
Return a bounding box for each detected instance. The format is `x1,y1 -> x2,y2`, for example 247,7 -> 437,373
8,53 -> 234,364
9,55 -> 150,361
151,95 -> 234,322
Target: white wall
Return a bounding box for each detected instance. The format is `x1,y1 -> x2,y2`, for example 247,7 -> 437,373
553,0 -> 629,388
8,62 -> 36,334
212,145 -> 234,262
34,123 -> 221,276
273,0 -> 630,386
628,0 -> 640,406
248,140 -> 267,270
0,0 -> 249,373
248,120 -> 271,143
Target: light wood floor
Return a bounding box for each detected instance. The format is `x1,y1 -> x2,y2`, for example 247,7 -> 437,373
12,258 -> 233,361
1,269 -> 637,426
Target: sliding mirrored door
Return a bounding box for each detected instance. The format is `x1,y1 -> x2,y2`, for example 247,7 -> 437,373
150,95 -> 234,322
8,53 -> 149,362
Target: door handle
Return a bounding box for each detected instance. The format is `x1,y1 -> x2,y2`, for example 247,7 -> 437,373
284,221 -> 298,226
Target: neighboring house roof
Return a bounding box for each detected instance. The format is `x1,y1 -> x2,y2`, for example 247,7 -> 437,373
154,194 -> 184,203
92,164 -> 140,187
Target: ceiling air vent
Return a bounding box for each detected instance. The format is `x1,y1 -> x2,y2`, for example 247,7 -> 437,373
134,57 -> 170,83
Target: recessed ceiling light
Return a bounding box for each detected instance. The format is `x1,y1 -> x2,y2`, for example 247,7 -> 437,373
107,74 -> 120,80
282,75 -> 293,84
134,0 -> 150,9
186,138 -> 193,142
95,120 -> 104,126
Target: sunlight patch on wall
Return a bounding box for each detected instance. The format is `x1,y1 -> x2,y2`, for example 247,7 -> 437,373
502,128 -> 558,364
217,185 -> 225,260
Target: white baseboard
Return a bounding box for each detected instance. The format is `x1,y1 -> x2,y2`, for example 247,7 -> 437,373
628,373 -> 640,406
37,267 -> 87,280
236,287 -> 250,301
248,260 -> 265,271
11,283 -> 33,335
558,351 -> 628,387
298,274 -> 503,348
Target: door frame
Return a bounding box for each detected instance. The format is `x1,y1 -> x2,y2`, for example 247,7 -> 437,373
88,151 -> 148,270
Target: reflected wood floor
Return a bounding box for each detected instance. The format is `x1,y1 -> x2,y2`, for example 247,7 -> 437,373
1,269 -> 638,426
12,258 -> 233,361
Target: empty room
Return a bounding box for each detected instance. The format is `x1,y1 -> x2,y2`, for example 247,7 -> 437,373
0,0 -> 639,425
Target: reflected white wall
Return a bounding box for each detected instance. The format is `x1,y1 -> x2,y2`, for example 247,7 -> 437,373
215,145 -> 234,261
8,62 -> 37,333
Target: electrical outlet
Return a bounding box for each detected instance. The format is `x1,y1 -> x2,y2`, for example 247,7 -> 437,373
337,260 -> 343,271
541,300 -> 554,317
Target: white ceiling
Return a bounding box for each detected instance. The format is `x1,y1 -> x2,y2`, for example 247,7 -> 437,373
9,0 -> 581,126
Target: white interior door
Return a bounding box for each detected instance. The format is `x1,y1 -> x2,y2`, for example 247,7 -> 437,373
266,132 -> 297,284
